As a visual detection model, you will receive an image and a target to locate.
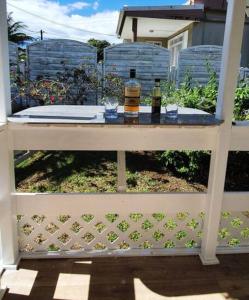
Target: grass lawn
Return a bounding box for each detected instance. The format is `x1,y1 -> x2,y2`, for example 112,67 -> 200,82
15,151 -> 207,193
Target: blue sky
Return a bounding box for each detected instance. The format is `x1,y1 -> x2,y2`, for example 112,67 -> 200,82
7,0 -> 187,43
59,0 -> 186,15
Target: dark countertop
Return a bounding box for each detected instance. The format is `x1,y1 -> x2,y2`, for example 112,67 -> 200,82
8,105 -> 223,127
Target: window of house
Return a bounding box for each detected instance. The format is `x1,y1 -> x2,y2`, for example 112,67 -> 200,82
168,31 -> 188,67
146,41 -> 163,47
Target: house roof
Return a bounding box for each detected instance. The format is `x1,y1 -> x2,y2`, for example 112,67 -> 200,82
116,4 -> 205,37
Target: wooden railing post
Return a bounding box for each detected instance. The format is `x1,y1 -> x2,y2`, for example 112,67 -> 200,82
0,0 -> 18,268
117,151 -> 127,192
200,0 -> 246,265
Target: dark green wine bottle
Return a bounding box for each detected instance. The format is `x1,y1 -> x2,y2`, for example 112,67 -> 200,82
152,79 -> 161,115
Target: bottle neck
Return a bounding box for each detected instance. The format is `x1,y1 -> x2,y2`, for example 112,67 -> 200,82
130,70 -> 136,79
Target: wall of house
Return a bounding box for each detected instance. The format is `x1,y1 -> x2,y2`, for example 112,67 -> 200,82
191,14 -> 249,67
136,37 -> 168,48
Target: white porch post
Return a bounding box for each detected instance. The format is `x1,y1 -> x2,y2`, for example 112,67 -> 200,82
0,0 -> 18,269
0,0 -> 12,122
200,0 -> 246,265
117,151 -> 127,192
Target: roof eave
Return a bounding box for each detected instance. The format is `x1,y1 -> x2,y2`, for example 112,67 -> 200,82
117,5 -> 205,37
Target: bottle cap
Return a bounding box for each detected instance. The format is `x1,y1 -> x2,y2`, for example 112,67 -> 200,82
130,69 -> 136,78
155,78 -> 161,83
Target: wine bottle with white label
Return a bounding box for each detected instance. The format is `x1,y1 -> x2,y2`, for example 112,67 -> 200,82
124,69 -> 141,117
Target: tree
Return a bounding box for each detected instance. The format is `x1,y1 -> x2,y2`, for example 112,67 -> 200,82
88,39 -> 110,62
8,12 -> 33,44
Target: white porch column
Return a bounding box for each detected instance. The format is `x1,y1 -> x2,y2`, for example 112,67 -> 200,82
200,0 -> 246,265
0,0 -> 18,269
0,0 -> 12,122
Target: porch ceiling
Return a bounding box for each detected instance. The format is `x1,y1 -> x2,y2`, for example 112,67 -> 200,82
120,17 -> 195,40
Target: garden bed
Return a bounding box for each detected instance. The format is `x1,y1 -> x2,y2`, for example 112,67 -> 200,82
15,151 -> 207,193
15,151 -> 249,193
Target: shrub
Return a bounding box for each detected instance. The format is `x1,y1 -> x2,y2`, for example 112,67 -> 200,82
156,63 -> 249,181
159,150 -> 210,182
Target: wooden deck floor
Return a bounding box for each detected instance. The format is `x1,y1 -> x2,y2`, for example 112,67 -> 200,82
1,254 -> 249,300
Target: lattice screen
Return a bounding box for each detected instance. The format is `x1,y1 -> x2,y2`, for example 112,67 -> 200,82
17,210 -> 249,253
17,212 -> 204,253
218,211 -> 249,248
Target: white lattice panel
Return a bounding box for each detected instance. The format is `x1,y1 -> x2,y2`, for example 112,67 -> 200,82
218,211 -> 249,248
17,212 -> 205,253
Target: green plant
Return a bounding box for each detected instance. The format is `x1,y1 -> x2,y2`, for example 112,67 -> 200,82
230,218 -> 243,229
176,230 -> 187,240
159,150 -> 210,181
228,238 -> 240,247
219,228 -> 230,239
58,215 -> 71,223
103,73 -> 124,99
130,213 -> 143,222
164,240 -> 175,249
141,241 -> 153,249
153,230 -> 164,241
129,231 -> 142,241
186,219 -> 199,230
152,213 -> 165,221
185,240 -> 197,248
107,231 -> 119,243
48,244 -> 60,252
164,219 -> 177,231
81,214 -> 94,223
234,79 -> 249,120
87,39 -> 110,62
8,12 -> 33,44
241,227 -> 249,239
117,220 -> 130,232
141,219 -> 154,230
106,213 -> 119,223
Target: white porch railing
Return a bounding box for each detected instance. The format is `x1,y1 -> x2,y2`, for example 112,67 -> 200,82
3,121 -> 249,261
0,0 -> 249,270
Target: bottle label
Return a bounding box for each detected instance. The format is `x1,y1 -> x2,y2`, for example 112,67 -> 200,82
124,98 -> 140,112
125,87 -> 140,98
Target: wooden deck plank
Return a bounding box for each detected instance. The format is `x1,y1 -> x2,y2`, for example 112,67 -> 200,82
2,255 -> 249,300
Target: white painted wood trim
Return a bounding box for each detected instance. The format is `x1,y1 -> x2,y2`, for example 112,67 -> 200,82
0,0 -> 11,123
8,124 -> 218,151
7,123 -> 249,151
117,151 -> 127,192
223,192 -> 249,211
0,130 -> 18,266
14,191 -> 249,214
230,124 -> 249,150
20,248 -> 200,260
216,246 -> 249,255
14,192 -> 207,214
201,0 -> 247,265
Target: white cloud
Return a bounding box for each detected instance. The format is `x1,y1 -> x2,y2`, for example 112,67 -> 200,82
67,2 -> 91,11
7,0 -> 120,43
93,1 -> 99,10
